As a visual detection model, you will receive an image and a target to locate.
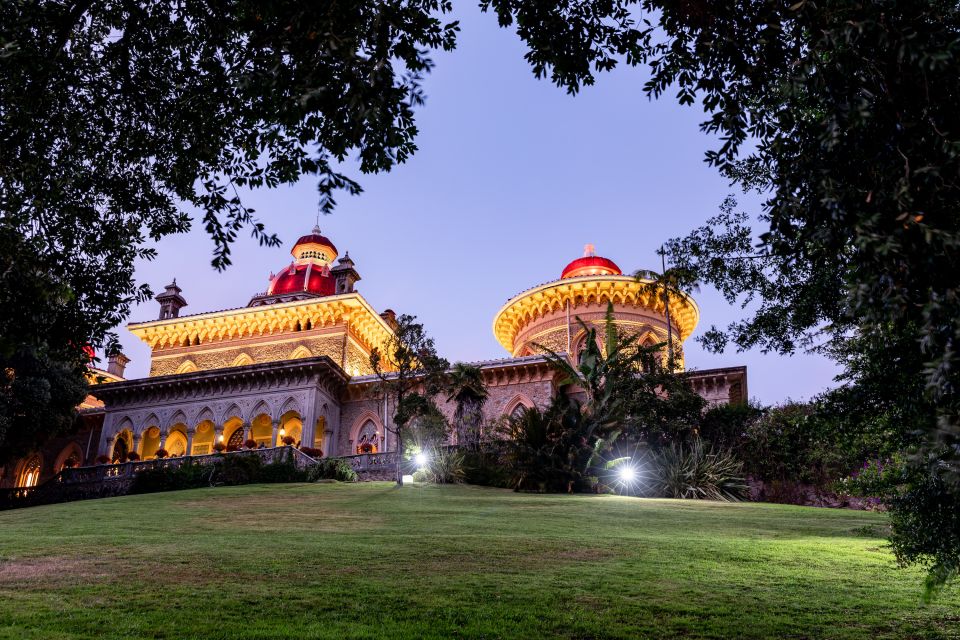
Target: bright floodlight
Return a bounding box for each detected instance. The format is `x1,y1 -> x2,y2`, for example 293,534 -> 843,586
414,452 -> 428,468
618,465 -> 637,483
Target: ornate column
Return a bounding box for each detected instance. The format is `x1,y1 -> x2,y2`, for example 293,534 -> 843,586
132,433 -> 142,456
158,430 -> 169,453
214,424 -> 224,449
102,435 -> 115,458
186,429 -> 195,456
271,420 -> 280,448
242,421 -> 252,442
323,429 -> 333,457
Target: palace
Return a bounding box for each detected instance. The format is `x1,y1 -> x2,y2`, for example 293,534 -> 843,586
1,228 -> 746,488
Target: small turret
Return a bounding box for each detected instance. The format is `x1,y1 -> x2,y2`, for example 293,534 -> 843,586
156,279 -> 188,320
331,251 -> 361,294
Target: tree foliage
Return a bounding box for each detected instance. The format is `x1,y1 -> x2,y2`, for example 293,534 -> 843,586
445,362 -> 488,449
0,0 -> 457,458
483,0 -> 960,592
370,313 -> 449,485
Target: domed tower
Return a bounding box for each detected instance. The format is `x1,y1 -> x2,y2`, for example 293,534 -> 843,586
492,245 -> 699,368
248,226 -> 360,306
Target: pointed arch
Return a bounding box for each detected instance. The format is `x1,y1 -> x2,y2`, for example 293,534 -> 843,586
231,352 -> 254,368
54,442 -> 84,472
176,360 -> 198,374
504,394 -> 534,419
221,403 -> 244,425
168,410 -> 188,430
288,345 -> 313,360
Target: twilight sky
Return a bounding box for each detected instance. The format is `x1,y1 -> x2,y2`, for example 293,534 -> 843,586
116,6 -> 839,404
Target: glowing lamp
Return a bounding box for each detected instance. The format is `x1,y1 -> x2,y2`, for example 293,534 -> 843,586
618,466 -> 637,483
279,427 -> 286,437
414,452 -> 428,468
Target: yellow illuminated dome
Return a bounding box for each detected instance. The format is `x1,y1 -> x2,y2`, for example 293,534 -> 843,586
492,245 -> 699,365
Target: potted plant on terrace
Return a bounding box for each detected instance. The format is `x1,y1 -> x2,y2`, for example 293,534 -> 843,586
244,438 -> 257,450
154,448 -> 169,459
282,435 -> 296,446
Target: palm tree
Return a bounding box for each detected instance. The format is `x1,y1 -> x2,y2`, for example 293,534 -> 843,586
534,302 -> 657,474
634,249 -> 699,370
446,363 -> 488,449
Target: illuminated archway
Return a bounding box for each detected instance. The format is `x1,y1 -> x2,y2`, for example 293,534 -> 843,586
279,410 -> 302,447
16,455 -> 42,488
355,419 -> 380,454
166,427 -> 188,457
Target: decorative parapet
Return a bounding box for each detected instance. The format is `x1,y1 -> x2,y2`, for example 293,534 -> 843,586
492,275 -> 700,356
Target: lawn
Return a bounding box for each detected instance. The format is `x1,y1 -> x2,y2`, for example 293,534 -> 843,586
0,483 -> 957,639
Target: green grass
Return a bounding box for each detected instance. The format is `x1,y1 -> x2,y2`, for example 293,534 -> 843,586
0,483 -> 957,639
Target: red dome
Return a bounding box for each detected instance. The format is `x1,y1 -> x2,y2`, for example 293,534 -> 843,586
561,255 -> 622,279
292,232 -> 337,258
268,263 -> 336,296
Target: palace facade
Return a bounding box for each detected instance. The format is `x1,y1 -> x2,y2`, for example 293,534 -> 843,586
1,228 -> 747,488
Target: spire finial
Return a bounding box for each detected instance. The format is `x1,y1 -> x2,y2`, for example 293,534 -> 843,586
583,243 -> 596,257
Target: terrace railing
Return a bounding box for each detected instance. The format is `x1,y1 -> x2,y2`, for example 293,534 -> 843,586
0,446 -> 319,511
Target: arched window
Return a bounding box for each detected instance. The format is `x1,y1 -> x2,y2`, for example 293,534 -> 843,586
509,403 -> 528,421
355,420 -> 380,454
17,456 -> 41,488
111,436 -> 129,463
227,427 -> 244,450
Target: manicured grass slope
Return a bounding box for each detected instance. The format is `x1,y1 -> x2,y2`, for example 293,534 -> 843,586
0,484 -> 956,639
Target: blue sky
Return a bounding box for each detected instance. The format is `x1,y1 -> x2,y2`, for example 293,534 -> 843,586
116,6 -> 839,404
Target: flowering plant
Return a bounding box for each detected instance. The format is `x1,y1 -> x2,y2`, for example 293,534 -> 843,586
835,456 -> 904,498
95,454 -> 111,465
126,451 -> 140,462
213,441 -> 226,453
301,447 -> 323,458
154,448 -> 169,459
281,435 -> 296,446
244,438 -> 258,449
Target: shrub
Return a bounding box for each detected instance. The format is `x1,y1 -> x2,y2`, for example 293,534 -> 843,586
300,447 -> 323,458
126,451 -> 140,462
462,450 -> 512,488
130,461 -> 212,494
244,438 -> 257,449
95,454 -> 110,464
154,448 -> 168,459
650,439 -> 748,502
424,448 -> 466,484
281,435 -> 296,446
306,458 -> 358,482
411,469 -> 429,483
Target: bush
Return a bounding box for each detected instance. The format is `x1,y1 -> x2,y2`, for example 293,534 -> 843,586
411,469 -> 429,483
462,450 -> 512,488
281,435 -> 296,446
154,448 -> 168,459
649,439 -> 748,502
126,451 -> 140,462
244,438 -> 257,449
300,447 -> 323,458
424,448 -> 465,484
306,458 -> 358,482
130,461 -> 212,494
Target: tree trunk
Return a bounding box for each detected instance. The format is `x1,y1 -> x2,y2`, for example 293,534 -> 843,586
396,429 -> 403,486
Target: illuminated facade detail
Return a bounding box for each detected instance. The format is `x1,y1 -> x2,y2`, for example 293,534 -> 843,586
2,231 -> 747,489
493,246 -> 699,369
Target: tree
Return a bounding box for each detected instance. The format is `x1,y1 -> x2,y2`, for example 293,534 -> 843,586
532,303 -> 706,484
634,254 -> 699,370
445,363 -> 488,449
482,0 -> 960,593
0,1 -> 457,457
370,314 -> 449,486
